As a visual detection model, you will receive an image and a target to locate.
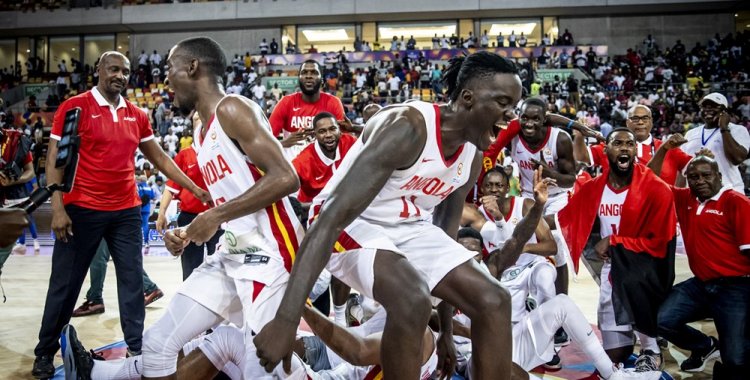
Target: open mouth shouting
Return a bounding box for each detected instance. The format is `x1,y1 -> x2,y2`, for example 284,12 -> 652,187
615,154 -> 632,171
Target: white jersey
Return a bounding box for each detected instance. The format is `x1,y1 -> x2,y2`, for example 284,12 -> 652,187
478,196 -> 538,266
597,184 -> 628,238
194,98 -> 304,269
313,101 -> 477,225
511,128 -> 570,197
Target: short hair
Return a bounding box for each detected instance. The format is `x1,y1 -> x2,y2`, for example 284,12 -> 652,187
521,96 -> 548,113
457,227 -> 483,247
686,155 -> 720,173
441,51 -> 518,102
606,126 -> 636,144
312,111 -> 336,130
484,167 -> 510,186
627,104 -> 652,117
299,59 -> 321,73
174,37 -> 227,79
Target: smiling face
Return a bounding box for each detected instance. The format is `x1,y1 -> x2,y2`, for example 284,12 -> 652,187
164,46 -> 197,116
700,101 -> 723,127
461,73 -> 522,151
686,160 -> 723,201
605,130 -> 637,176
313,116 -> 340,154
626,106 -> 653,142
519,103 -> 546,142
97,53 -> 130,99
298,62 -> 322,96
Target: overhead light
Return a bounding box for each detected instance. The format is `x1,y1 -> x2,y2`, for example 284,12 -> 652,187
26,49 -> 30,53
379,25 -> 456,39
118,45 -> 122,49
735,13 -> 738,17
301,28 -> 349,42
488,22 -> 537,37
72,47 -> 76,51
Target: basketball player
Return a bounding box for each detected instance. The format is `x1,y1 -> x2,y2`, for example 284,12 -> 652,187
255,52 -> 538,380
140,37 -> 304,380
549,127 -> 676,371
573,105 -> 692,185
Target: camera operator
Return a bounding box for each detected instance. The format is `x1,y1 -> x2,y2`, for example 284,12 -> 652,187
0,121 -> 35,272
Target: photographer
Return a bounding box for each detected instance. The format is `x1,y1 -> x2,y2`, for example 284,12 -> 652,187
0,122 -> 35,270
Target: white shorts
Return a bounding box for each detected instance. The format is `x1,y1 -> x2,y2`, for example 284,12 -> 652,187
326,218 -> 476,301
177,251 -> 289,334
499,257 -> 556,323
597,262 -> 631,333
523,192 -> 570,267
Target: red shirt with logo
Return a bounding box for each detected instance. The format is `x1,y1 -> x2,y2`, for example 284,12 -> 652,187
51,88 -> 153,211
269,92 -> 345,136
673,186 -> 750,281
165,146 -> 209,214
292,133 -> 357,202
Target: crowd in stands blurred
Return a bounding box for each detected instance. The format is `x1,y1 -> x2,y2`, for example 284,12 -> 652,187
0,0 -> 229,12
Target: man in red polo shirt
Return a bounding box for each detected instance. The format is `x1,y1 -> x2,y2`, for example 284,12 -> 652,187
574,105 -> 692,185
269,60 -> 345,159
292,112 -> 357,207
653,140 -> 750,378
32,51 -> 208,379
157,141 -> 221,280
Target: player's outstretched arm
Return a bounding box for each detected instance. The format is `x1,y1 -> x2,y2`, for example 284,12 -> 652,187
184,95 -> 299,244
254,106 -> 427,373
140,139 -> 210,203
647,133 -> 686,176
301,304 -> 381,366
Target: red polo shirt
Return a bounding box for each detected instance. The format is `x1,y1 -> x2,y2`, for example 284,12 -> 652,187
269,92 -> 345,136
292,133 -> 357,202
673,186 -> 750,281
165,146 -> 209,214
588,137 -> 692,184
51,87 -> 153,211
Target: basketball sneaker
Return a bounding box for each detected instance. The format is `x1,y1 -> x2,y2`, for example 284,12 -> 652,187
345,294 -> 364,327
607,364 -> 661,380
634,350 -> 663,372
543,353 -> 562,370
554,328 -> 570,347
12,243 -> 26,255
61,324 -> 94,380
680,336 -> 720,372
33,240 -> 41,254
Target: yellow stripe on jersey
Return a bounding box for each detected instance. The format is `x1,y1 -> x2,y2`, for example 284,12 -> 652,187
334,241 -> 346,253
270,202 -> 297,263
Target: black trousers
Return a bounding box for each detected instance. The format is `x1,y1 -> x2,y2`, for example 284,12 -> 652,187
177,211 -> 222,281
36,205 -> 144,356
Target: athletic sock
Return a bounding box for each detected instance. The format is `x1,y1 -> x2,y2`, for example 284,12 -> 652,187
90,356 -> 143,380
333,304 -> 346,326
554,295 -> 614,379
636,332 -> 660,354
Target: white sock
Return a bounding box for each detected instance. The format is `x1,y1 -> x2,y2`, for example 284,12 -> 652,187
91,356 -> 143,380
550,295 -> 615,379
636,332 -> 660,354
333,304 -> 346,326
197,325 -> 245,371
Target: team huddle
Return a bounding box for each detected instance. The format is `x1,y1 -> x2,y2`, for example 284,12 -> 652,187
57,36 -> 750,380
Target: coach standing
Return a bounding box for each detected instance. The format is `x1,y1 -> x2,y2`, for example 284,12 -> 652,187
32,51 -> 208,379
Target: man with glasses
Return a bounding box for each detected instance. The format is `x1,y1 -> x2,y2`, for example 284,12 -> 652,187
679,93 -> 750,193
574,104 -> 692,185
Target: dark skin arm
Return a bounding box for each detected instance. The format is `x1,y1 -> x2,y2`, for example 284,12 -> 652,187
45,138 -> 72,241
531,131 -> 575,188
520,198 -> 557,256
253,106 -> 427,372
165,96 -> 299,254
717,112 -> 748,165
0,161 -> 34,187
647,134 -> 687,176
139,139 -> 209,204
572,129 -> 593,164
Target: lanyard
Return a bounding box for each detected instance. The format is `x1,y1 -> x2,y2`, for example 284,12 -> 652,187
701,127 -> 720,147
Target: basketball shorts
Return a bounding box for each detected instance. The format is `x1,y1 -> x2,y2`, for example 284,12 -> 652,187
177,229 -> 289,334
499,257 -> 556,323
326,218 -> 476,302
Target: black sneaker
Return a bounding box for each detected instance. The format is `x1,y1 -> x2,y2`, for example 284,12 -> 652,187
544,353 -> 562,370
126,348 -> 142,358
31,354 -> 54,379
554,328 -> 570,347
61,324 -> 94,380
681,336 -> 720,372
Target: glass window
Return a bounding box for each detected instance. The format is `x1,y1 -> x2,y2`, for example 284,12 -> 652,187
543,17 -> 558,45
84,35 -> 114,68
116,33 -> 130,58
281,25 -> 297,54
378,20 -> 457,51
480,18 -> 542,47
0,39 -> 15,74
297,24 -> 355,53
34,36 -> 48,72
49,36 -> 79,73
362,22 -> 376,50
17,37 -> 30,77
458,19 -> 474,40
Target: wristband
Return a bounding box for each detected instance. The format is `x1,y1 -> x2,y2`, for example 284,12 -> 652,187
494,218 -> 507,229
566,120 -> 575,131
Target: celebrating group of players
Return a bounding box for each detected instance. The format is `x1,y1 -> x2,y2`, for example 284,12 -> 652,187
56,36 -> 749,380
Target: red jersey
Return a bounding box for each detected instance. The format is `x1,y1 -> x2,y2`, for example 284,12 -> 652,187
292,133 -> 357,202
165,146 -> 210,214
51,87 -> 153,211
269,92 -> 345,136
589,137 -> 691,184
673,186 -> 750,281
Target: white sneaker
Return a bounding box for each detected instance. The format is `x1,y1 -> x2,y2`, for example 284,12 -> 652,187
12,244 -> 26,255
33,240 -> 40,254
607,365 -> 661,380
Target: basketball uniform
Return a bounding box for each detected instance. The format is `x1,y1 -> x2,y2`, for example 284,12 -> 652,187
511,128 -> 572,267
179,95 -> 305,334
312,101 -> 478,300
596,184 -> 630,334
